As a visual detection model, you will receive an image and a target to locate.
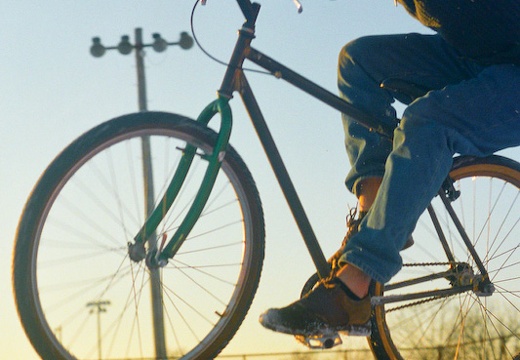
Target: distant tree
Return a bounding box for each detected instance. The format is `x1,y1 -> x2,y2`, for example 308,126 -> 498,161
290,351 -> 315,360
401,304 -> 520,359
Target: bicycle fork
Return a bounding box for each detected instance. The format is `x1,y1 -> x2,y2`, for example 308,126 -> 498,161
128,96 -> 233,267
128,11 -> 256,266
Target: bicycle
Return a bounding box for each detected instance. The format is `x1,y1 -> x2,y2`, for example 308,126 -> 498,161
12,0 -> 520,359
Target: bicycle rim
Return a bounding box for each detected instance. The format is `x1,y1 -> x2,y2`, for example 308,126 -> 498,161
13,112 -> 265,359
371,155 -> 520,359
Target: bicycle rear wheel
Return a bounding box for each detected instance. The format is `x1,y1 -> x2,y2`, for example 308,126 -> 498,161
370,155 -> 520,359
13,111 -> 265,359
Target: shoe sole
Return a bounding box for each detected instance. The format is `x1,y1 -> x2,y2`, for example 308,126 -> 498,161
260,310 -> 370,337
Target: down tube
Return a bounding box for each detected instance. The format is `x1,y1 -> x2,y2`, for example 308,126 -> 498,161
237,74 -> 330,279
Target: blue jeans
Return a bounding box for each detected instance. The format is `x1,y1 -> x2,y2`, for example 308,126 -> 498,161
338,33 -> 520,283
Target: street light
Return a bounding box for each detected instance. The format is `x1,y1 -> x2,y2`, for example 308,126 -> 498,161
90,37 -> 105,57
151,32 -> 193,52
90,30 -> 193,58
89,28 -> 193,111
117,35 -> 133,55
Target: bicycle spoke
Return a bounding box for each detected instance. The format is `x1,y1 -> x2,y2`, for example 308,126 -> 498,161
372,157 -> 520,359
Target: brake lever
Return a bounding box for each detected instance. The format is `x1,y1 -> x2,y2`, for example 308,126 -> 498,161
293,0 -> 303,13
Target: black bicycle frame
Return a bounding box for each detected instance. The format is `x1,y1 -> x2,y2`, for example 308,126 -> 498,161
217,0 -> 489,293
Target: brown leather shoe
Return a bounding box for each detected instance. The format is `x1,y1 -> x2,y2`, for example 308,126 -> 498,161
259,278 -> 371,336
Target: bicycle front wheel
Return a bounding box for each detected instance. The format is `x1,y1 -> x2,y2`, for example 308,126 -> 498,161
370,155 -> 520,359
13,111 -> 265,359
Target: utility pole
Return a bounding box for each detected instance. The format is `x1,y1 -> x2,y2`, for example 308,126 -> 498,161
89,28 -> 193,359
87,300 -> 111,360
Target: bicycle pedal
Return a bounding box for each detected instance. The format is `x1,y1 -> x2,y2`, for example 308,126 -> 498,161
295,332 -> 342,349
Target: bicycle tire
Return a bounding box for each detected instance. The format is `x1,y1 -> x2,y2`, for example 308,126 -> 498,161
370,155 -> 520,359
13,111 -> 265,359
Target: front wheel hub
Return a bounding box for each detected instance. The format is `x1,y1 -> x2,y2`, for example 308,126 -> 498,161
128,242 -> 146,262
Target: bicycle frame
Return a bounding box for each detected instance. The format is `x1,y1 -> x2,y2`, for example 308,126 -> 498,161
131,0 -> 491,302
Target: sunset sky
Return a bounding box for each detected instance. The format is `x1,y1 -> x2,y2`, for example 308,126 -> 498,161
2,1 -> 519,358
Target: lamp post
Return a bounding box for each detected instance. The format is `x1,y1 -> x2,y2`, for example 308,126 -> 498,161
89,28 -> 193,359
87,300 -> 111,360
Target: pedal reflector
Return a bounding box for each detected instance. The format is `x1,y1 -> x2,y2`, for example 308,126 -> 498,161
295,332 -> 342,349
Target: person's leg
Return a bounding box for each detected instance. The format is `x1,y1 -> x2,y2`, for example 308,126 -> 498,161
333,33 -> 477,278
341,63 -> 520,290
356,177 -> 381,212
339,33 -> 477,201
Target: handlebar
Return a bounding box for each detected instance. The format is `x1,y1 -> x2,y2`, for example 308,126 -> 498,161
200,0 -> 302,24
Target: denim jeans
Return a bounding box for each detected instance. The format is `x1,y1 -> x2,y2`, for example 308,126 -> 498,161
337,33 -> 520,283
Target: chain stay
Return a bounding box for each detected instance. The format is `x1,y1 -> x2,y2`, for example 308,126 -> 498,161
383,261 -> 472,312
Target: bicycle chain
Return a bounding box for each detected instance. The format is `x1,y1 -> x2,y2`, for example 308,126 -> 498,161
385,294 -> 452,313
402,261 -> 462,267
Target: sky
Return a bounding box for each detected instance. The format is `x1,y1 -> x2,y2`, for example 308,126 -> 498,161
2,1 -> 519,359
